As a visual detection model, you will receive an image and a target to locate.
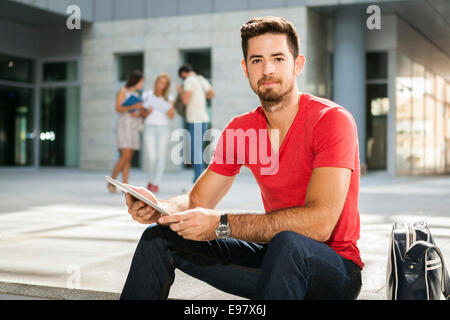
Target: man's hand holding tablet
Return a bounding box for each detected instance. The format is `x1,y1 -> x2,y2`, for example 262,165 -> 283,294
105,176 -> 171,225
124,186 -> 164,225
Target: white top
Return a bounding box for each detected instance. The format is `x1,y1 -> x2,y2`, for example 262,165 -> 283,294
184,74 -> 211,123
142,90 -> 174,126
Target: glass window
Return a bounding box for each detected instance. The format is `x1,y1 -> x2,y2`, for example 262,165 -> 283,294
367,52 -> 388,80
424,94 -> 436,173
411,62 -> 425,174
0,85 -> 34,166
366,84 -> 388,170
40,87 -> 79,167
436,75 -> 445,102
43,61 -> 78,82
446,82 -> 450,104
425,71 -> 435,96
436,100 -> 445,173
446,106 -> 450,172
183,50 -> 212,80
117,54 -> 143,82
0,54 -> 34,83
396,53 -> 412,174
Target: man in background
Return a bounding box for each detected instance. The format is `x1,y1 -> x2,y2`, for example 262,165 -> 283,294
177,64 -> 215,183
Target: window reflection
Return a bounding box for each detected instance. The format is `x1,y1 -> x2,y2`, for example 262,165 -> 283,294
411,62 -> 425,174
43,61 -> 78,82
396,52 -> 450,175
396,54 -> 412,174
424,94 -> 435,172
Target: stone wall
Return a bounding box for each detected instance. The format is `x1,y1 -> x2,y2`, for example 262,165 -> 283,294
79,6 -> 328,172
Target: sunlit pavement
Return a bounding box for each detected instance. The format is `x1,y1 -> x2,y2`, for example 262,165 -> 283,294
0,168 -> 449,300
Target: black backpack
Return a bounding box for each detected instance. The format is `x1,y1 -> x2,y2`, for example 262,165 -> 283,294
387,221 -> 450,300
174,94 -> 186,119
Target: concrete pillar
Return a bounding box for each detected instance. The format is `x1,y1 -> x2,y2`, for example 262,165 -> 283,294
333,6 -> 367,169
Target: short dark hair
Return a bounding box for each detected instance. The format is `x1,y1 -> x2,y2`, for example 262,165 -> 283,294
240,16 -> 300,61
178,64 -> 193,77
125,70 -> 144,88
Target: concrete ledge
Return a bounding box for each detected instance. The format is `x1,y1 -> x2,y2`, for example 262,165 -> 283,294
0,281 -> 120,300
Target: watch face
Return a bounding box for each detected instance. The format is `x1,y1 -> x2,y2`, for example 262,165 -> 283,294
216,224 -> 230,239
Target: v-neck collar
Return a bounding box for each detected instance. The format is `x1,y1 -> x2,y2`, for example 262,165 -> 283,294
260,93 -> 304,157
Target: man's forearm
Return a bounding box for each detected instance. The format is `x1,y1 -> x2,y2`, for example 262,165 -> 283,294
228,205 -> 331,243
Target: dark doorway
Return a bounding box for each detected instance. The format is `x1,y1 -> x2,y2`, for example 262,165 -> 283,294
40,87 -> 79,167
0,85 -> 34,166
366,84 -> 388,170
366,52 -> 388,171
116,53 -> 143,168
181,49 -> 212,168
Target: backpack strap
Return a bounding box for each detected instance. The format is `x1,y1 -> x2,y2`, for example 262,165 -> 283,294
406,241 -> 450,300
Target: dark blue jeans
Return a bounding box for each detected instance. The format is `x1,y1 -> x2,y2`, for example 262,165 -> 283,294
120,225 -> 362,300
187,122 -> 208,183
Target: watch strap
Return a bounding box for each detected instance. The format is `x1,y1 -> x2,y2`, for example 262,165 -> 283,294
220,214 -> 228,225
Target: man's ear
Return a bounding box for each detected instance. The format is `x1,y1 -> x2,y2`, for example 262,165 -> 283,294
294,54 -> 306,76
241,59 -> 249,79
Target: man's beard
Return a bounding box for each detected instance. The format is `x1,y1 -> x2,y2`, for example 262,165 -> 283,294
254,76 -> 294,113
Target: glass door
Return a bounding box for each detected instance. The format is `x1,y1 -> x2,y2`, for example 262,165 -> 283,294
39,60 -> 80,167
0,54 -> 35,167
40,86 -> 79,167
0,85 -> 34,166
366,52 -> 388,170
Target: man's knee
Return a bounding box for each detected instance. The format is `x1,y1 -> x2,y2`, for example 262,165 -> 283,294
141,224 -> 163,240
139,224 -> 172,247
139,224 -> 182,248
267,231 -> 319,260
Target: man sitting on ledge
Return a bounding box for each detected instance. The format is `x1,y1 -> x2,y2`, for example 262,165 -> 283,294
120,16 -> 364,300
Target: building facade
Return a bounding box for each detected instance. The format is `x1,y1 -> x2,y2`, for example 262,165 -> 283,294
0,0 -> 449,176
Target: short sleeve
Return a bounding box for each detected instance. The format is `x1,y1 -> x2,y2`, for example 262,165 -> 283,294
183,77 -> 195,92
199,76 -> 212,92
312,107 -> 358,171
142,90 -> 153,108
208,118 -> 243,176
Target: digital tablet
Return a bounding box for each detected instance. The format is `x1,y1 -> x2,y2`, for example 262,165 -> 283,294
105,176 -> 171,216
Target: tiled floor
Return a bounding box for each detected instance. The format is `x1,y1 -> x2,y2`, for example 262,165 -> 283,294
0,168 -> 449,300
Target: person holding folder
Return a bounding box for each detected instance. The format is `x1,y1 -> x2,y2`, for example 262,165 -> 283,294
108,70 -> 145,193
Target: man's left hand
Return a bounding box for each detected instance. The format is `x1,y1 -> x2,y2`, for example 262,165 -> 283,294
158,208 -> 220,241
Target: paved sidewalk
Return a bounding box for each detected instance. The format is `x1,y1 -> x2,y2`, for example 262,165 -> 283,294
0,168 -> 449,299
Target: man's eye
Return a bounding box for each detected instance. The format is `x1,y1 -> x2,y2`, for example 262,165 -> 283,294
275,57 -> 284,62
251,59 -> 261,64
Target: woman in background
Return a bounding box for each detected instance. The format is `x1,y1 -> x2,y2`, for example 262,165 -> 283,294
142,73 -> 175,193
108,70 -> 145,193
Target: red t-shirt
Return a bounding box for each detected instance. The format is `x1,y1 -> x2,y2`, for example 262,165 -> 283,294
208,93 -> 364,269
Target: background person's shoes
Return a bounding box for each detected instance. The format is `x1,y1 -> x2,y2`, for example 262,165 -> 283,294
147,182 -> 159,193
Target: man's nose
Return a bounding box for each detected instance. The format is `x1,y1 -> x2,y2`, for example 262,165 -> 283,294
262,60 -> 275,76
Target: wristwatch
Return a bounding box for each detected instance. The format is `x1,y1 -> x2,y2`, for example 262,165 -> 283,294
215,214 -> 231,240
